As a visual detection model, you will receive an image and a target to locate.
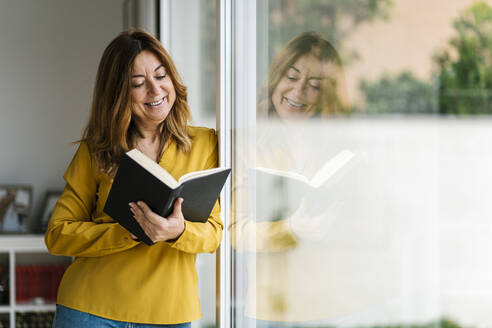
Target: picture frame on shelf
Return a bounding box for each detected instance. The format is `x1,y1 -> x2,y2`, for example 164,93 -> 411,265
40,190 -> 62,233
0,185 -> 32,233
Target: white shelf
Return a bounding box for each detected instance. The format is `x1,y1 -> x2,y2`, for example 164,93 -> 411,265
0,304 -> 57,314
0,235 -> 46,252
0,234 -> 68,327
14,304 -> 56,312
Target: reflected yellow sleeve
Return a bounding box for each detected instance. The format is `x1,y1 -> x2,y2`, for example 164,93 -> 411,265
230,218 -> 298,253
229,174 -> 298,253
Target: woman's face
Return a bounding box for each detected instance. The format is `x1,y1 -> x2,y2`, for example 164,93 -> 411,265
271,53 -> 328,120
130,50 -> 176,130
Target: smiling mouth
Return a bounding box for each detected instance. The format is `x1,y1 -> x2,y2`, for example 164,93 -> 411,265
283,97 -> 307,109
145,96 -> 166,107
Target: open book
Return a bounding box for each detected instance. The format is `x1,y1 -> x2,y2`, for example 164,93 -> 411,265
104,149 -> 231,245
252,150 -> 355,221
255,149 -> 355,188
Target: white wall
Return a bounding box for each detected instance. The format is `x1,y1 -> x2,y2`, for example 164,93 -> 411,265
0,0 -> 125,230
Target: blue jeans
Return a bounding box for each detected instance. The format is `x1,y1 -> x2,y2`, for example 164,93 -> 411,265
53,305 -> 192,328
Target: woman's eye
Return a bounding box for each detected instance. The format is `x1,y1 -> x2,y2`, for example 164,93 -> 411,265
309,80 -> 322,90
156,74 -> 166,80
287,75 -> 298,81
132,83 -> 144,88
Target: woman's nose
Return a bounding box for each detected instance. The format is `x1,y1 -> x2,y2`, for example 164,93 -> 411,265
292,80 -> 306,97
148,80 -> 160,95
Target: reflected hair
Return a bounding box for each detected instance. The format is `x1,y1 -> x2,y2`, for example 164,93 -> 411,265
259,32 -> 349,119
80,29 -> 192,176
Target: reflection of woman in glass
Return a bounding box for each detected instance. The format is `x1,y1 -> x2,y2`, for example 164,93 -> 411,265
255,32 -> 350,182
233,32 -> 349,254
233,32 -> 388,327
258,31 -> 348,120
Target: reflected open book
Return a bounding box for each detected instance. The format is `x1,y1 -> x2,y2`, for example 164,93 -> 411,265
255,149 -> 355,188
252,150 -> 356,221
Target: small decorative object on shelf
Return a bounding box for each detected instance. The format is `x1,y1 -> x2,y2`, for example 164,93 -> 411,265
0,186 -> 32,234
39,191 -> 62,233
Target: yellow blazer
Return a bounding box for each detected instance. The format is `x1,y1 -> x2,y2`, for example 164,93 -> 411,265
45,126 -> 223,324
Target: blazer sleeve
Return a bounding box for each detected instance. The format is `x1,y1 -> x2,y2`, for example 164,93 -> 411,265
227,137 -> 298,253
229,172 -> 298,253
44,143 -> 140,257
167,129 -> 224,254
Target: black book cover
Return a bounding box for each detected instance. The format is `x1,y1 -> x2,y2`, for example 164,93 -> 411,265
104,151 -> 231,245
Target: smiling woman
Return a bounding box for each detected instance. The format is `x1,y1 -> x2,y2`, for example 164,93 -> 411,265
258,32 -> 349,120
44,29 -> 223,327
130,51 -> 178,161
80,29 -> 193,176
131,53 -> 175,123
230,32 -> 354,326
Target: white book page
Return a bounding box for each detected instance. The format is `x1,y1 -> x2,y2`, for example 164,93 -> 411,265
310,149 -> 355,188
178,167 -> 229,184
126,149 -> 179,189
254,167 -> 310,185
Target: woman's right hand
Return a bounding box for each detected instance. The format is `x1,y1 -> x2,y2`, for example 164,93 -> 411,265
129,198 -> 186,243
288,198 -> 343,242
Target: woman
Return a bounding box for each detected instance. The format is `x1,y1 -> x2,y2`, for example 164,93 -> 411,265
254,32 -> 350,181
45,29 -> 223,327
232,33 -> 389,326
234,32 -> 350,253
258,31 -> 348,120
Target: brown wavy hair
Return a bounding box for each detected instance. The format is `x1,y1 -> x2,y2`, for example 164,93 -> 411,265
80,29 -> 192,176
258,32 -> 349,119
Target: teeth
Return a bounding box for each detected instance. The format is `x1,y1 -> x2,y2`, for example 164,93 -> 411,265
146,97 -> 165,106
285,98 -> 305,108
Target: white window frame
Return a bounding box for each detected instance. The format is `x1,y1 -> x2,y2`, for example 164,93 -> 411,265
217,1 -> 257,328
160,1 -> 257,327
217,0 -> 233,327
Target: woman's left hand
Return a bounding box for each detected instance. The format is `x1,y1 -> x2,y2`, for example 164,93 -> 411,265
129,198 -> 186,243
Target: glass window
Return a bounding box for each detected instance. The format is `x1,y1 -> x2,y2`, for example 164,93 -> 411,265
162,1 -> 217,328
165,0 -> 216,128
229,1 -> 492,328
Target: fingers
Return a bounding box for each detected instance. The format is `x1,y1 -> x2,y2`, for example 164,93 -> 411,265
129,199 -> 184,242
129,202 -> 146,228
172,198 -> 184,217
135,201 -> 152,216
290,197 -> 307,220
168,198 -> 185,239
129,201 -> 157,242
132,201 -> 162,224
